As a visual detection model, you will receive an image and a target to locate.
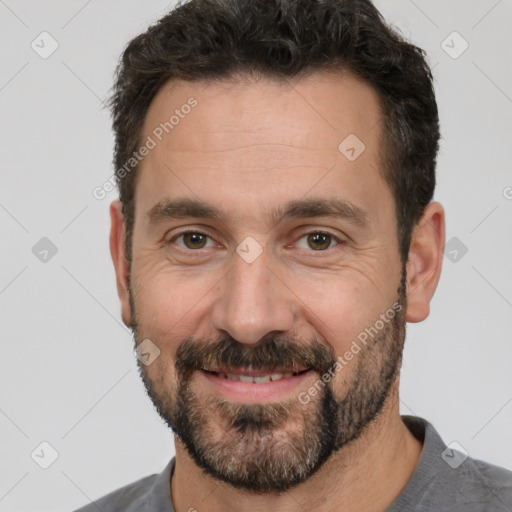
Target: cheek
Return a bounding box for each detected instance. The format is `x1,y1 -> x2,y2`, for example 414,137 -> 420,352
296,268 -> 392,354
132,261 -> 222,342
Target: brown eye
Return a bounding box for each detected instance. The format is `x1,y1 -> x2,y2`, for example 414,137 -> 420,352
306,233 -> 332,251
181,232 -> 209,249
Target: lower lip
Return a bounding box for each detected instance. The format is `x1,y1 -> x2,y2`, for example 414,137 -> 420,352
200,369 -> 314,403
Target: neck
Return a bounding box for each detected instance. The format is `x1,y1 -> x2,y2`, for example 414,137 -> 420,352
170,382 -> 422,512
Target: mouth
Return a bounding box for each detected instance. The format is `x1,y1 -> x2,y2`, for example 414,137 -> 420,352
201,367 -> 311,383
199,367 -> 314,402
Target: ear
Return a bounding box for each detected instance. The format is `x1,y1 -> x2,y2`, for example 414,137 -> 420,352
405,201 -> 445,323
109,200 -> 133,328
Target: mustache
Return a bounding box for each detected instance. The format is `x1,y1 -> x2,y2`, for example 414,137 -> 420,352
175,334 -> 336,377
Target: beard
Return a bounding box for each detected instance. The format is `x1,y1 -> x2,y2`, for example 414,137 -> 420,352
130,271 -> 407,494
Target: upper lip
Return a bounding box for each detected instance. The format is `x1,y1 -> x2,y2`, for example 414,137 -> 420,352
201,366 -> 310,376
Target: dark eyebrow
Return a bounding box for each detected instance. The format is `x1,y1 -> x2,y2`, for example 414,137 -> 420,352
147,198 -> 223,224
146,197 -> 369,228
268,197 -> 369,228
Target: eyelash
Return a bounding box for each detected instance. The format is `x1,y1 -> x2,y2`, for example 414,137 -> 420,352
166,229 -> 344,255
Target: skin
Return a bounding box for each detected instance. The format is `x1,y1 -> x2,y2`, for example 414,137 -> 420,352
110,70 -> 445,511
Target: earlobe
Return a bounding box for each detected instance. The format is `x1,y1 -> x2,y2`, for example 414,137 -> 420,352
405,202 -> 445,323
109,200 -> 133,327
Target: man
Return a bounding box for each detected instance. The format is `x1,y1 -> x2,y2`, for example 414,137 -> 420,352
76,0 -> 512,510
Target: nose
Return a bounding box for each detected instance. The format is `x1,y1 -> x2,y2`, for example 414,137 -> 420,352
210,246 -> 295,345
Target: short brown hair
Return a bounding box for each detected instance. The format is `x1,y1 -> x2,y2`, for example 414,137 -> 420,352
109,0 -> 439,264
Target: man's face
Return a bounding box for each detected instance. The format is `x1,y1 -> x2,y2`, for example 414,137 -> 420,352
126,72 -> 406,492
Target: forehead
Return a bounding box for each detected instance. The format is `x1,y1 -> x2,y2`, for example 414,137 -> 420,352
142,70 -> 382,151
134,71 -> 391,228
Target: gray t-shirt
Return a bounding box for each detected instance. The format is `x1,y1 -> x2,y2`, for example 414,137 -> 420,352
74,416 -> 512,511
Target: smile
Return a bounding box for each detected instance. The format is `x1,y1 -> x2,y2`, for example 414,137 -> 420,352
199,367 -> 313,402
201,367 -> 311,383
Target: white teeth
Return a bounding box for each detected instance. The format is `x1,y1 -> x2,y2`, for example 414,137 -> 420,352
219,372 -> 298,383
253,375 -> 271,383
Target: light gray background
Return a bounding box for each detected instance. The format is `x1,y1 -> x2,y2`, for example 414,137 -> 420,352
1,1 -> 511,511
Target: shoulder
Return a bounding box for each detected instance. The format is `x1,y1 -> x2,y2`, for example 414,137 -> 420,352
72,459 -> 175,512
450,456 -> 512,509
392,417 -> 512,511
73,473 -> 158,512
